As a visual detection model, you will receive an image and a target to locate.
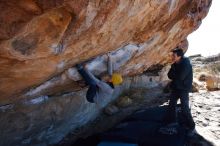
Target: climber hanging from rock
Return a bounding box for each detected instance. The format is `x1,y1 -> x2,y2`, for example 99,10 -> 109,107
76,53 -> 123,107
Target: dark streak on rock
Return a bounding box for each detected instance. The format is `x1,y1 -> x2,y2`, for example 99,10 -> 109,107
12,34 -> 39,55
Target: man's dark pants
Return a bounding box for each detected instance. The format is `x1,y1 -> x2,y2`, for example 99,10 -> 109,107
166,90 -> 195,131
77,67 -> 98,103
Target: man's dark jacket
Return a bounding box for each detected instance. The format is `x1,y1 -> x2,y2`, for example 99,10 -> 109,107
168,57 -> 193,91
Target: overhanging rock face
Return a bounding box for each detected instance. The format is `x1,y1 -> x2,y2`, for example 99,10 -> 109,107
0,0 -> 212,145
0,0 -> 211,104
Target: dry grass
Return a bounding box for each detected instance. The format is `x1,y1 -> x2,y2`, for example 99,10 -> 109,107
210,63 -> 220,73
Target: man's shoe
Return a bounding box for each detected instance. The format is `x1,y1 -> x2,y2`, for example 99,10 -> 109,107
159,127 -> 178,135
159,122 -> 179,135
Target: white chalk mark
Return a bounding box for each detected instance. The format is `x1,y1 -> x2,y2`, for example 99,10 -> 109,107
24,95 -> 48,105
168,0 -> 179,15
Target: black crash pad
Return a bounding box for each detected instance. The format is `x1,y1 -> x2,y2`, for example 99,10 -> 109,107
99,106 -> 187,146
74,105 -> 187,146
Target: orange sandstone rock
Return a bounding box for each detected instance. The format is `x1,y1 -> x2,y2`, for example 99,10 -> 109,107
0,0 -> 212,105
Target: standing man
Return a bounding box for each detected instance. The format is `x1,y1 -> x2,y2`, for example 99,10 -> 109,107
161,48 -> 195,136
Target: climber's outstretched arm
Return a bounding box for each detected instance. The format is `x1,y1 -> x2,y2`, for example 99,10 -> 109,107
107,53 -> 113,76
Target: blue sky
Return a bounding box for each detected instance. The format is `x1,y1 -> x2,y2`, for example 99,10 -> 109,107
186,0 -> 220,57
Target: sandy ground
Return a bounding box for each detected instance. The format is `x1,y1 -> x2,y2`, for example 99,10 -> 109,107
189,55 -> 220,146
190,90 -> 220,146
